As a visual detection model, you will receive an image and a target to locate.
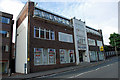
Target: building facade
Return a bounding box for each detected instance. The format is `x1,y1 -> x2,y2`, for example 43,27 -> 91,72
72,18 -> 105,64
16,1 -> 105,74
16,1 -> 76,73
86,26 -> 105,62
0,11 -> 14,74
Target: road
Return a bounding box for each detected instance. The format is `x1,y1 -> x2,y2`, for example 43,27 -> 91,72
37,56 -> 119,78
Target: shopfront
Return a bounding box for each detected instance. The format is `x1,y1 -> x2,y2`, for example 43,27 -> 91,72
89,51 -> 98,61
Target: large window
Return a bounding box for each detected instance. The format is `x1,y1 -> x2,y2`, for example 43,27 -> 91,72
34,8 -> 70,26
59,49 -> 75,64
89,51 -> 98,61
59,32 -> 73,43
34,48 -> 56,65
34,48 -> 43,65
0,31 -> 9,37
0,16 -> 10,24
34,27 -> 55,40
48,49 -> 56,64
88,38 -> 95,46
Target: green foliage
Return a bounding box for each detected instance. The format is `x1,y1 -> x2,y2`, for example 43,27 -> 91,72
109,32 -> 120,48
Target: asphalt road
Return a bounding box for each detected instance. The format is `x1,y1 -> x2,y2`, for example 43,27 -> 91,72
38,56 -> 120,78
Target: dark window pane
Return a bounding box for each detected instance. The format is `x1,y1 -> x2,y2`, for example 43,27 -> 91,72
46,31 -> 49,39
40,30 -> 44,38
35,29 -> 39,37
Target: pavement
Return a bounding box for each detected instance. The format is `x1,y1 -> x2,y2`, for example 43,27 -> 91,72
2,57 -> 116,79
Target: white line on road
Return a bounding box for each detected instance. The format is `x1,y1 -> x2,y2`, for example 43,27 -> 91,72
69,62 -> 118,78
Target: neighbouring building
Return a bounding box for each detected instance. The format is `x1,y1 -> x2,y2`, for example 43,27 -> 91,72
0,11 -> 14,74
86,26 -> 105,62
16,1 -> 76,74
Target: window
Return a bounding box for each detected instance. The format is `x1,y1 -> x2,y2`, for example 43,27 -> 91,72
34,48 -> 56,65
89,51 -> 98,61
34,9 -> 70,26
40,29 -> 45,39
48,49 -> 56,64
59,49 -> 66,64
59,32 -> 73,43
69,50 -> 75,63
97,40 -> 103,47
50,31 -> 55,40
34,48 -> 43,65
34,27 -> 39,38
46,30 -> 50,39
5,45 -> 9,52
88,38 -> 95,46
59,49 -> 75,64
0,31 -> 9,37
34,27 -> 55,40
2,45 -> 9,52
0,16 -> 10,24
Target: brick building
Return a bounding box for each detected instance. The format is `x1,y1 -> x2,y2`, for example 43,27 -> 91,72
15,1 -> 105,74
0,11 -> 14,74
16,1 -> 76,73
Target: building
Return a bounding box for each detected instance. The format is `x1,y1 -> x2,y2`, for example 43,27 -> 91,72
86,26 -> 105,62
0,11 -> 14,74
72,18 -> 90,64
16,1 -> 76,74
72,18 -> 105,64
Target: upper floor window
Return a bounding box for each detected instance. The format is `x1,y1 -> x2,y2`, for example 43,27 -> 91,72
34,27 -> 39,38
2,45 -> 9,52
0,16 -> 10,24
34,26 -> 55,40
34,8 -> 70,26
59,32 -> 73,43
0,31 -> 9,37
97,40 -> 103,47
88,38 -> 95,46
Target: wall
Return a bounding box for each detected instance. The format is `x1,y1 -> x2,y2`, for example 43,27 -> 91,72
16,16 -> 28,73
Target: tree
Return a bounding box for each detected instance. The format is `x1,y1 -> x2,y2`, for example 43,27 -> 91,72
109,32 -> 120,55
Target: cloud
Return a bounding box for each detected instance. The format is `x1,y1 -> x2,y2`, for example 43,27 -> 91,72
0,0 -> 24,43
0,0 -> 118,45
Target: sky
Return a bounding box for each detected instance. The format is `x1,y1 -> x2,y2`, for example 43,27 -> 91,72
0,0 -> 118,45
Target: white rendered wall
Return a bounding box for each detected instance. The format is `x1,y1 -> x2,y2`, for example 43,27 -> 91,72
73,19 -> 90,64
16,16 -> 28,73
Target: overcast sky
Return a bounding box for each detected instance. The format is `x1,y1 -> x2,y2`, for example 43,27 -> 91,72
0,0 -> 118,45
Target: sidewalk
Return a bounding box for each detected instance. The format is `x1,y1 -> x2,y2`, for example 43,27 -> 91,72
2,59 -> 111,79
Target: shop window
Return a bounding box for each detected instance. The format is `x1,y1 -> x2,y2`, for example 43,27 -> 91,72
48,49 -> 56,64
34,48 -> 43,65
40,29 -> 45,39
34,27 -> 39,38
59,49 -> 66,64
89,51 -> 98,61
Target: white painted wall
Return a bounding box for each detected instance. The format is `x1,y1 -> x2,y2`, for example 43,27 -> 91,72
16,16 -> 28,73
73,18 -> 90,64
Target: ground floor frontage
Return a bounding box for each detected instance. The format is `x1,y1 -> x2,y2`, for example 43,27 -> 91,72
0,60 -> 8,74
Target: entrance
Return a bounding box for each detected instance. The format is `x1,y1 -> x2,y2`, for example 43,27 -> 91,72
79,50 -> 86,62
